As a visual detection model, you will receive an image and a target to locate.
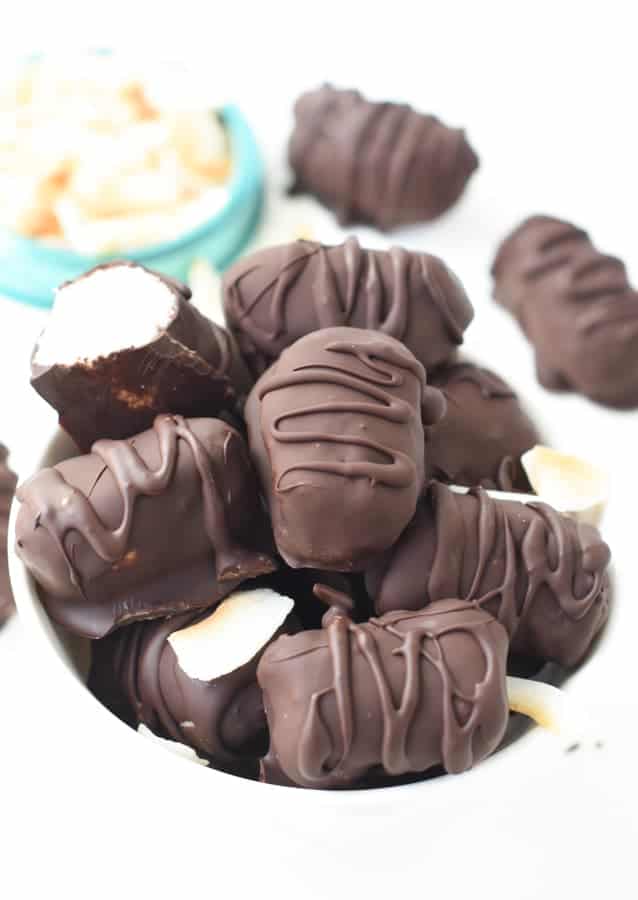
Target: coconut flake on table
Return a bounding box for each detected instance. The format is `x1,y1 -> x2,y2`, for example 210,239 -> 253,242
33,264 -> 178,367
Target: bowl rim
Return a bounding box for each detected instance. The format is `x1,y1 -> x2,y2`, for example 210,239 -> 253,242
8,428 -> 569,808
0,102 -> 262,265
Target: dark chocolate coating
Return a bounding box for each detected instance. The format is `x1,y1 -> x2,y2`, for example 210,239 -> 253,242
366,482 -> 611,667
0,445 -> 17,625
223,237 -> 474,378
89,604 -> 296,773
492,216 -> 638,408
264,565 -> 370,630
428,360 -> 540,490
15,416 -> 276,638
258,599 -> 509,789
288,85 -> 479,230
32,262 -> 253,452
245,327 -> 445,571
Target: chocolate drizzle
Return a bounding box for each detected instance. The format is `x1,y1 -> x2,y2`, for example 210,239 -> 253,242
258,598 -> 509,788
16,416 -> 276,637
288,85 -> 478,230
258,338 -> 438,492
367,483 -> 611,667
223,238 -> 474,378
289,88 -> 379,224
492,215 -> 638,407
361,607 -> 501,775
246,327 -> 444,570
21,416 -> 251,592
466,490 -> 605,626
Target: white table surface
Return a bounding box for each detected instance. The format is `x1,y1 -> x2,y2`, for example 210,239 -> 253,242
2,3 -> 638,898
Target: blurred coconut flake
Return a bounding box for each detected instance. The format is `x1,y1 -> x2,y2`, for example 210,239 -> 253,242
0,53 -> 233,253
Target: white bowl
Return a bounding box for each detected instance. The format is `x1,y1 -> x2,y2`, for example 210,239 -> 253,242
7,427 -> 621,896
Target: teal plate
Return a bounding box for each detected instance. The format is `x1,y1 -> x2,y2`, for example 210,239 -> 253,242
0,105 -> 263,308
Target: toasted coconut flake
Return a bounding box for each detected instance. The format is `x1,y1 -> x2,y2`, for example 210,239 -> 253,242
521,445 -> 608,526
507,676 -> 597,751
168,588 -> 294,682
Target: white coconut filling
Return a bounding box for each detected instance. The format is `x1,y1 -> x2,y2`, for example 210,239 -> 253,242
34,264 -> 178,367
168,588 -> 294,683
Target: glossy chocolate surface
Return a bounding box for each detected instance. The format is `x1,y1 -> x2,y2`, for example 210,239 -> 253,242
366,482 -> 611,667
223,237 -> 473,378
245,327 -> 445,571
32,262 -> 253,451
492,215 -> 638,408
90,605 -> 296,774
288,85 -> 478,230
258,598 -> 508,788
15,416 -> 275,637
429,360 -> 540,490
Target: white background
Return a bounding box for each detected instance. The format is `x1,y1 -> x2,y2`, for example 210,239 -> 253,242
1,2 -> 638,898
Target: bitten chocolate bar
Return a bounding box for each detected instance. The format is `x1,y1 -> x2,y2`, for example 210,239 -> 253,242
32,261 -> 253,451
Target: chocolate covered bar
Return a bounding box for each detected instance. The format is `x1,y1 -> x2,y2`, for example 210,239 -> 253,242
245,327 -> 445,571
90,588 -> 296,773
223,237 -> 474,378
492,215 -> 638,408
288,85 -> 478,230
32,262 -> 253,451
258,595 -> 509,788
428,361 -> 539,490
15,415 -> 276,638
366,482 -> 611,667
0,444 -> 17,625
